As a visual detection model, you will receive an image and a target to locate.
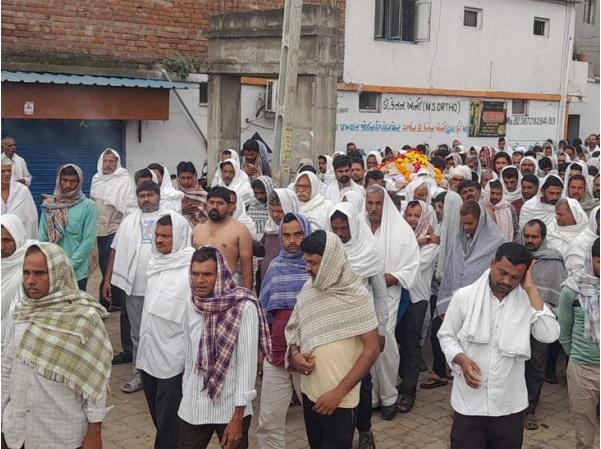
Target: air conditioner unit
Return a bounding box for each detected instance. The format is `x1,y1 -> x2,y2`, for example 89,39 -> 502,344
265,80 -> 278,113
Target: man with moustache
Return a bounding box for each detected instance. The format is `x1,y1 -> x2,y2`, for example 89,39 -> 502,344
192,187 -> 253,289
519,175 -> 564,229
103,181 -> 168,393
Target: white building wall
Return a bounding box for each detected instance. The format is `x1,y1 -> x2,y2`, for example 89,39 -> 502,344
344,0 -> 571,93
125,85 -> 208,177
569,80 -> 601,137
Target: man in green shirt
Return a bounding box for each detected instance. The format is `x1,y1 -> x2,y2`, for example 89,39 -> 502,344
558,237 -> 600,449
39,164 -> 97,291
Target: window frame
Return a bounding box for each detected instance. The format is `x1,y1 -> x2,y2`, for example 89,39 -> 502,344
583,0 -> 596,24
359,92 -> 382,113
512,99 -> 528,116
374,0 -> 418,43
533,17 -> 549,37
463,7 -> 482,29
198,81 -> 208,106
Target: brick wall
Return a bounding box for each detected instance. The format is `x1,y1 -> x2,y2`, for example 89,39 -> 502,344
1,0 -> 345,70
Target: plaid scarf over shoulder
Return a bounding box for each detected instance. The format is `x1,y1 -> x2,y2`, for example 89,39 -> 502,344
190,246 -> 271,401
12,243 -> 112,401
41,164 -> 86,242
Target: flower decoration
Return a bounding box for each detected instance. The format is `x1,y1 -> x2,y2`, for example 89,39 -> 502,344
377,149 -> 443,185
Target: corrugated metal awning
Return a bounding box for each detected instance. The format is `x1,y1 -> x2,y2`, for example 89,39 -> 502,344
2,71 -> 191,89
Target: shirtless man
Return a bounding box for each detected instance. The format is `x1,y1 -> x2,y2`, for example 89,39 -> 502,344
192,186 -> 253,289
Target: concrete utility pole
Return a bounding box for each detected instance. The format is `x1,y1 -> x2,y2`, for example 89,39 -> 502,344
557,1 -> 576,143
272,0 -> 303,187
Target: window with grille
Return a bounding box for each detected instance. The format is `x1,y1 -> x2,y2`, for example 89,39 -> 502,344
198,82 -> 208,105
375,0 -> 419,42
533,18 -> 549,37
512,99 -> 528,116
583,0 -> 595,24
359,92 -> 381,112
464,8 -> 481,28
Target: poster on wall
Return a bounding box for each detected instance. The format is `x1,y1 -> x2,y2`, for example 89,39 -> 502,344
468,100 -> 507,137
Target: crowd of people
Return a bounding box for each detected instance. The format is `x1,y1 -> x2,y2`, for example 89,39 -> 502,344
0,133 -> 599,449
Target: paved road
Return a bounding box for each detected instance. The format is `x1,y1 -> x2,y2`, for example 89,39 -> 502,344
99,305 -> 594,449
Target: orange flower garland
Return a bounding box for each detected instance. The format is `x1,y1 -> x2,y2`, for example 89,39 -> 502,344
377,149 -> 443,185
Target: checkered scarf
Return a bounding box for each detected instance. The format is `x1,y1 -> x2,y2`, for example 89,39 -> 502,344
41,164 -> 86,242
176,180 -> 208,226
190,246 -> 272,401
12,243 -> 112,401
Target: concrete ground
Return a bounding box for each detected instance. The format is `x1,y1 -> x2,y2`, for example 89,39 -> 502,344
87,272 -> 596,449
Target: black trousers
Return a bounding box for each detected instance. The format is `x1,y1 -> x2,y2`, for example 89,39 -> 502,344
302,394 -> 356,449
356,373 -> 372,433
430,295 -> 448,379
450,411 -> 524,449
178,415 -> 251,449
525,336 -> 547,414
119,296 -> 133,355
140,371 -> 183,449
97,234 -> 125,308
397,300 -> 429,402
77,278 -> 87,292
545,341 -> 562,377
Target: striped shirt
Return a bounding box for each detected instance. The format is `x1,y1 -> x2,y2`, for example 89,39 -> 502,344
178,301 -> 258,425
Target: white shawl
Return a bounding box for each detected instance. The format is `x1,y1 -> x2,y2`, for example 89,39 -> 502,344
147,211 -> 194,279
547,198 -> 589,254
328,202 -> 383,278
212,158 -> 253,205
232,193 -> 257,239
155,164 -> 184,213
321,179 -> 365,204
295,172 -> 333,230
263,188 -> 299,235
565,206 -> 600,275
458,269 -> 533,360
1,181 -> 38,240
111,206 -> 169,295
318,155 -> 336,185
368,185 -> 420,294
342,190 -> 365,215
519,174 -> 564,229
0,214 -> 28,346
90,148 -> 135,214
499,166 -> 522,203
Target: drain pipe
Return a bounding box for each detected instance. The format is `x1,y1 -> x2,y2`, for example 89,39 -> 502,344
160,68 -> 208,147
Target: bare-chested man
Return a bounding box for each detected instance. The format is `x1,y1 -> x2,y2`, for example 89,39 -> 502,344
192,186 -> 254,289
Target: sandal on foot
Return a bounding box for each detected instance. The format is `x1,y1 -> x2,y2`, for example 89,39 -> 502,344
524,413 -> 539,430
420,376 -> 449,389
398,399 -> 414,413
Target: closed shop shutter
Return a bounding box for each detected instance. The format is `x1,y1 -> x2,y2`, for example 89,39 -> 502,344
1,119 -> 125,210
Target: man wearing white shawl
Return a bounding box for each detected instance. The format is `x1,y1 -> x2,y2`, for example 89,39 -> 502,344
565,207 -> 599,275
317,155 -> 336,185
546,198 -> 588,254
285,230 -> 379,449
521,219 -> 568,431
447,166 -> 472,192
148,163 -> 184,212
241,139 -> 272,181
366,151 -> 383,170
499,166 -> 522,203
137,212 -> 193,449
1,214 -> 28,348
294,172 -> 333,230
1,154 -> 38,239
558,238 -> 600,449
104,181 -> 169,393
365,185 -> 420,419
437,201 -> 504,316
321,155 -> 365,204
1,136 -> 31,185
211,158 -> 254,205
329,203 -> 388,447
397,200 -> 439,413
439,243 -> 559,449
519,156 -> 538,177
482,180 -> 518,243
91,148 -> 135,309
519,174 -> 564,230
228,190 -> 257,240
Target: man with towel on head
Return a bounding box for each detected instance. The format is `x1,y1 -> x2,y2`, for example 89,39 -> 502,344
136,212 -> 193,449
176,161 -> 208,227
91,148 -> 135,310
329,202 -> 388,448
546,198 -> 589,255
211,158 -> 254,206
436,200 -> 504,316
39,164 -> 97,291
148,163 -> 184,213
256,212 -> 311,449
565,207 -> 600,276
519,174 -> 564,230
285,230 -> 380,448
1,214 -> 29,348
1,153 -> 38,240
2,242 -> 112,449
294,171 -> 333,230
365,185 -> 420,420
438,243 -> 559,449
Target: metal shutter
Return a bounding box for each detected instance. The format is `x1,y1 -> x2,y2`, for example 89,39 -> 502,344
1,119 -> 125,210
